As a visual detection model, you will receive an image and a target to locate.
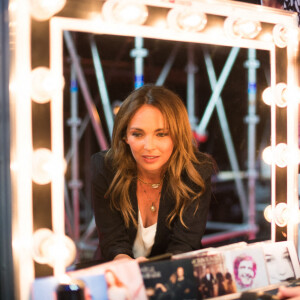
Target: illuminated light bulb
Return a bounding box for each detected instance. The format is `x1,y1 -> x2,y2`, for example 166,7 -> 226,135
274,203 -> 288,227
262,146 -> 273,165
32,148 -> 67,184
32,148 -> 53,184
102,0 -> 148,25
167,7 -> 207,32
275,83 -> 288,108
224,17 -> 262,39
41,234 -> 76,268
264,205 -> 273,223
153,18 -> 167,29
262,87 -> 272,106
273,24 -> 288,48
32,228 -> 54,264
274,143 -> 288,168
31,67 -> 64,104
30,0 -> 66,21
32,229 -> 76,267
262,83 -> 289,108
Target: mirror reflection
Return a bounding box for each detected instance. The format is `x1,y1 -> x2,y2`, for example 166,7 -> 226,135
61,32 -> 272,262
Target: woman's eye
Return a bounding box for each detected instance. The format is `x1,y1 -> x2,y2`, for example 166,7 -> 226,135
157,132 -> 168,137
132,132 -> 142,137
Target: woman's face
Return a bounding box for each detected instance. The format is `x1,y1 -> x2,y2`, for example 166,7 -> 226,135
126,104 -> 174,177
265,247 -> 295,284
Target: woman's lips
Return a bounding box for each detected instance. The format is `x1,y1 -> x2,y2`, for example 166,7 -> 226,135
142,155 -> 159,163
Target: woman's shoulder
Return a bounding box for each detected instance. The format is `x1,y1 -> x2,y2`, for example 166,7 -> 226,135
91,150 -> 113,180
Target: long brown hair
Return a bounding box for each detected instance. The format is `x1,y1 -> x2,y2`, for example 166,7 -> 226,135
105,85 -> 210,228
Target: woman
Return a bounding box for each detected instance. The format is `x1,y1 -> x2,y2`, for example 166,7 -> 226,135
104,269 -> 131,300
91,85 -> 214,262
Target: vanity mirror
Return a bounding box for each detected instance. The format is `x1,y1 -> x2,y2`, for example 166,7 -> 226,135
9,0 -> 299,299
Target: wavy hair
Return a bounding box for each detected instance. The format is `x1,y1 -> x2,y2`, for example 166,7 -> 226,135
105,85 -> 211,228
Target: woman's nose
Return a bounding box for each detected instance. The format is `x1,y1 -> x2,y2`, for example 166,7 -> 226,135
144,136 -> 155,150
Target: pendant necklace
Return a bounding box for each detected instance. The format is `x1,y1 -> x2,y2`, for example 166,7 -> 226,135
145,189 -> 161,213
139,181 -> 161,212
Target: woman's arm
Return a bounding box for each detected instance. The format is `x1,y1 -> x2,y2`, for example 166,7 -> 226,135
91,152 -> 133,261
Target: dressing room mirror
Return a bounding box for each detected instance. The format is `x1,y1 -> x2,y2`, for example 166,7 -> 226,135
60,32 -> 273,254
12,2 -> 299,291
42,0 -> 299,262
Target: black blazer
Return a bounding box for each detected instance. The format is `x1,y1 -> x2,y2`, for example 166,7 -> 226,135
91,151 -> 213,262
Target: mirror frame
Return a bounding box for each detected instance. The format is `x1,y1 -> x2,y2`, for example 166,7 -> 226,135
9,0 -> 299,299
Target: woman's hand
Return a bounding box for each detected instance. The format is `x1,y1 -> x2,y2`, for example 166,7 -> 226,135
277,286 -> 300,300
136,256 -> 148,263
113,254 -> 133,261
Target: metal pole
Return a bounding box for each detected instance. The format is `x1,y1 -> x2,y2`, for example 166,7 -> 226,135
196,47 -> 240,135
90,35 -> 114,137
67,64 -> 83,241
244,48 -> 260,239
186,44 -> 198,129
63,31 -> 109,150
130,37 -> 148,89
204,49 -> 248,222
155,44 -> 180,86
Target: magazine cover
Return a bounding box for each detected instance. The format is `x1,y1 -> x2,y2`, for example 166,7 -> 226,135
262,241 -> 300,285
140,258 -> 198,300
31,273 -> 108,300
191,251 -> 237,299
69,259 -> 148,300
223,245 -> 269,292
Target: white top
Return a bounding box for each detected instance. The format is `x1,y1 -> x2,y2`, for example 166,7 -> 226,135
132,210 -> 157,258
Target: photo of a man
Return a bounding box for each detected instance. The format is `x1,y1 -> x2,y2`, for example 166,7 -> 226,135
233,255 -> 257,289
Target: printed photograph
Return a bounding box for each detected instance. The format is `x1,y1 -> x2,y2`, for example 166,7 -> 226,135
223,245 -> 269,292
140,258 -> 198,300
263,241 -> 296,284
192,252 -> 237,299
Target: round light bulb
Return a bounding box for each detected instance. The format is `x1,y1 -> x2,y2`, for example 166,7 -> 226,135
167,8 -> 207,32
274,143 -> 288,168
32,228 -> 54,264
30,0 -> 66,21
275,83 -> 288,108
273,24 -> 288,48
224,17 -> 261,39
41,234 -> 76,268
102,0 -> 148,25
262,146 -> 273,165
32,148 -> 67,184
274,203 -> 288,227
32,229 -> 76,267
32,148 -> 53,184
31,67 -> 64,103
262,87 -> 272,106
264,205 -> 273,223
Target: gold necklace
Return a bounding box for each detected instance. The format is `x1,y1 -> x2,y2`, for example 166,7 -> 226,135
139,182 -> 161,212
137,177 -> 163,189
